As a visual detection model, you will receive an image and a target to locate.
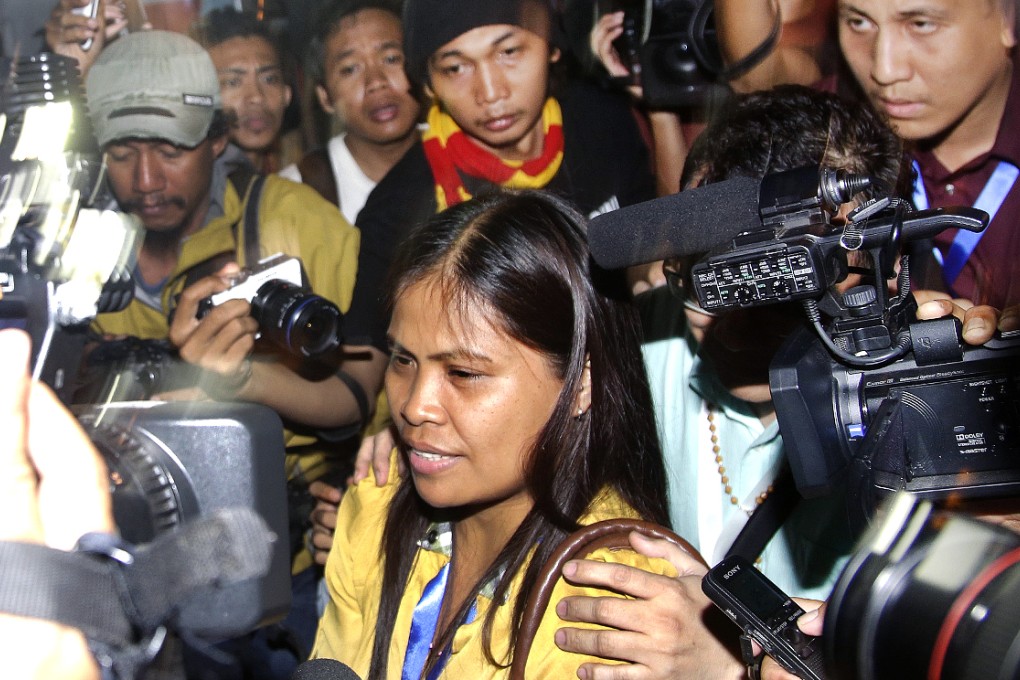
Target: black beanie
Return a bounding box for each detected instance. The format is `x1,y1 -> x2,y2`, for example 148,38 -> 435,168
402,0 -> 551,84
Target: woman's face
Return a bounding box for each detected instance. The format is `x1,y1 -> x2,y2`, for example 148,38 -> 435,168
385,277 -> 564,519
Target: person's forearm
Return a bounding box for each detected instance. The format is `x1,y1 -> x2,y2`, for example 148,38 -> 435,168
648,110 -> 686,197
716,0 -> 821,93
238,347 -> 387,428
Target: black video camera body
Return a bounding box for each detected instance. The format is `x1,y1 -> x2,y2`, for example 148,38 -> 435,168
772,320 -> 1020,508
594,0 -> 729,108
688,165 -> 1020,515
76,401 -> 291,637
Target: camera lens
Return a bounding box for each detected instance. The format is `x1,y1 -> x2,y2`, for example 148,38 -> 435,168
825,494 -> 1020,680
250,280 -> 342,358
83,418 -> 200,544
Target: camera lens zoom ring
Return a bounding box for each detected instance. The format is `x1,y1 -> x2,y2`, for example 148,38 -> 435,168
89,422 -> 185,537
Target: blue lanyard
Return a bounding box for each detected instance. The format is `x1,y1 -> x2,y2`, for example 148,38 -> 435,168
912,159 -> 1019,286
401,562 -> 477,680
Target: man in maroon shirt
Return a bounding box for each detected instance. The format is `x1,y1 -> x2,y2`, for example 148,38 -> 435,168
718,0 -> 1019,310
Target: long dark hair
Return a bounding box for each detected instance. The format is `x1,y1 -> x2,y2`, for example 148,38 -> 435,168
367,189 -> 669,679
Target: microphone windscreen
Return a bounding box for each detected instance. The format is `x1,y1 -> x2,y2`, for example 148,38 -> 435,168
291,658 -> 362,680
588,176 -> 762,269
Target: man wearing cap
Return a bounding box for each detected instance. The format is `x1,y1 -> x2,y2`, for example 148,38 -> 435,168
341,0 -> 656,354
83,30 -> 380,671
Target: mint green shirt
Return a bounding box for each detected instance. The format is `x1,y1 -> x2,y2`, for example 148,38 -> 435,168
639,287 -> 852,599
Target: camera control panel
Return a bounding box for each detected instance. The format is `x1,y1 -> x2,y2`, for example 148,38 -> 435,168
691,244 -> 824,310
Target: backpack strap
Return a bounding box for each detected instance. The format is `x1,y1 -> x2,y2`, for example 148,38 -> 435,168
168,167 -> 267,319
227,165 -> 266,266
297,147 -> 339,209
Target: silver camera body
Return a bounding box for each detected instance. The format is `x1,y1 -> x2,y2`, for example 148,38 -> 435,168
199,253 -> 343,359
207,253 -> 302,308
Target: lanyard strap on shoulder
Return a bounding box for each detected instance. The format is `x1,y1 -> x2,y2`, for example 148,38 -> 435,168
912,159 -> 1019,286
227,168 -> 266,266
401,562 -> 478,680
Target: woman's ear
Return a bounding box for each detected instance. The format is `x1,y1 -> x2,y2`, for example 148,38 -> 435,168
574,357 -> 592,417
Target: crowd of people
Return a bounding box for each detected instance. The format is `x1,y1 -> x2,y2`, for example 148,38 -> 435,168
1,0 -> 1018,679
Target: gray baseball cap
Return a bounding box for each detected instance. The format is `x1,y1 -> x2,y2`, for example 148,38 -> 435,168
85,31 -> 221,148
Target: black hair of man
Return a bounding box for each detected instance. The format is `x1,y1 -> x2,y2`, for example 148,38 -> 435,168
192,8 -> 301,142
306,0 -> 404,86
681,84 -> 910,197
193,7 -> 280,53
207,108 -> 231,141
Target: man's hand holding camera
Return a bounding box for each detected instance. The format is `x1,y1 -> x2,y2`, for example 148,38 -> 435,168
167,263 -> 258,400
164,261 -> 378,429
913,291 -> 1018,345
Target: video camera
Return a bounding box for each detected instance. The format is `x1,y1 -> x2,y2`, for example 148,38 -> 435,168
0,53 -> 137,402
0,52 -> 290,649
588,164 -> 1020,521
564,0 -> 729,108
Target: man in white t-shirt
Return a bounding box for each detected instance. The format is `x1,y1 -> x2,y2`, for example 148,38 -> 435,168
279,0 -> 420,223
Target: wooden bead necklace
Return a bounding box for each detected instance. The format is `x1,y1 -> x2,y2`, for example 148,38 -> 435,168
707,405 -> 774,517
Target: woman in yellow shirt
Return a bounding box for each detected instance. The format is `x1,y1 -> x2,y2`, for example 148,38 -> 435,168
313,190 -> 673,678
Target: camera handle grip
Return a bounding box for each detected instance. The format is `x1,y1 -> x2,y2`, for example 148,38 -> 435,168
0,508 -> 275,679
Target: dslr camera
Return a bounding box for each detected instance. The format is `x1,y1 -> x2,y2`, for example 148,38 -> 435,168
825,491 -> 1020,679
685,165 -> 1020,519
198,252 -> 343,360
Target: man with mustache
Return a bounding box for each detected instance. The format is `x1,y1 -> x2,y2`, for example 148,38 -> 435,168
83,30 -> 379,675
717,0 -> 1019,311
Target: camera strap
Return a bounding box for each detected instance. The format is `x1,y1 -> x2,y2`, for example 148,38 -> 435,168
227,165 -> 266,267
912,159 -> 1019,288
718,7 -> 782,82
172,168 -> 267,297
0,508 -> 274,680
724,465 -> 800,563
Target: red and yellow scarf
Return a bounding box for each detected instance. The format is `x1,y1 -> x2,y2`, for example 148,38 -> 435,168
421,97 -> 564,211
